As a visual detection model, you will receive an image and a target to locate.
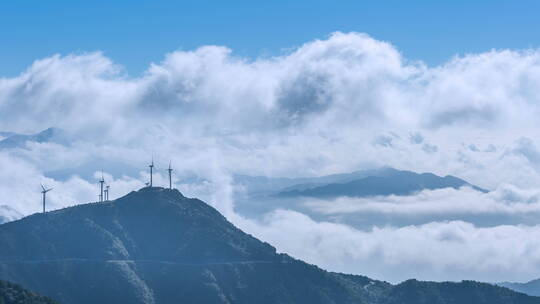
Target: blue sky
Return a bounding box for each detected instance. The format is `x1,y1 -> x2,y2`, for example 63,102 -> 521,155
1,0 -> 539,76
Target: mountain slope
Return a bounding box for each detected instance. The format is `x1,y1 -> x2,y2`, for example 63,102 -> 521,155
0,188 -> 278,263
0,128 -> 65,149
384,280 -> 538,304
0,188 -> 389,304
0,187 -> 534,304
0,279 -> 59,304
500,279 -> 540,297
279,169 -> 487,198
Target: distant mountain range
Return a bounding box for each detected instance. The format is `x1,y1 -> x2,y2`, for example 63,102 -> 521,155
0,127 -> 143,181
278,169 -> 487,198
0,187 -> 534,304
0,127 -> 66,149
500,279 -> 540,297
235,168 -> 408,196
0,131 -> 15,139
236,168 -> 487,200
0,279 -> 58,304
0,128 -> 486,199
232,168 -> 488,220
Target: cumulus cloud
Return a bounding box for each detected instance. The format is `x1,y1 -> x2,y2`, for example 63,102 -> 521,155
1,32 -> 540,282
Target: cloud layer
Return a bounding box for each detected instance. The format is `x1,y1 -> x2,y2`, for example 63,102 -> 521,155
305,185 -> 540,217
1,32 -> 540,283
244,212 -> 540,283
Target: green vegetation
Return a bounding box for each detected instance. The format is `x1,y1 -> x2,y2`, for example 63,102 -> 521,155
0,280 -> 58,304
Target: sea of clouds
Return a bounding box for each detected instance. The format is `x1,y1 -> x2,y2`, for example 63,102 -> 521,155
1,32 -> 540,283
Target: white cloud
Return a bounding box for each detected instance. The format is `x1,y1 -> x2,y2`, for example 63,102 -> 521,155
242,211 -> 540,283
304,185 -> 540,217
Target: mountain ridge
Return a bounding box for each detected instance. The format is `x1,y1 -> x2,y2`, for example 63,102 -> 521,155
0,127 -> 66,149
499,279 -> 540,297
0,187 -> 536,304
278,169 -> 487,198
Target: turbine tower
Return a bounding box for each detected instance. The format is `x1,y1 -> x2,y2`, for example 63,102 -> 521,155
149,157 -> 154,187
104,184 -> 110,201
99,172 -> 105,202
167,161 -> 173,189
103,185 -> 110,202
41,184 -> 53,213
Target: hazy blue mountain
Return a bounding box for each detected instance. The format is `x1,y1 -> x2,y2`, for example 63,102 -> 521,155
0,128 -> 67,149
233,168 -> 490,225
0,132 -> 15,139
234,168 -> 399,196
499,279 -> 540,297
0,187 -> 533,304
234,168 -> 486,199
0,280 -> 59,304
278,169 -> 487,198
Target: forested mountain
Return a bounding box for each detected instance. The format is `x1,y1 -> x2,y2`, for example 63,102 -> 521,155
0,280 -> 58,304
0,187 -> 533,304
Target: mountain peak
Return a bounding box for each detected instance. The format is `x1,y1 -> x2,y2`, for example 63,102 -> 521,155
118,186 -> 186,203
0,187 -> 278,264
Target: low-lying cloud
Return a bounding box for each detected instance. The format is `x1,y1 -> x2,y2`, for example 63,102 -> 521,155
305,185 -> 540,217
244,212 -> 540,283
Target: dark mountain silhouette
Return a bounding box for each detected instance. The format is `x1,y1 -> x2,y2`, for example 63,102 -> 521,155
0,279 -> 59,304
0,187 -> 534,304
278,169 -> 487,198
500,279 -> 540,297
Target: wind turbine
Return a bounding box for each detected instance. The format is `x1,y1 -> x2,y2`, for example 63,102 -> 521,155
149,157 -> 154,187
99,172 -> 105,202
41,184 -> 53,213
103,187 -> 107,201
104,184 -> 110,201
167,161 -> 173,189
